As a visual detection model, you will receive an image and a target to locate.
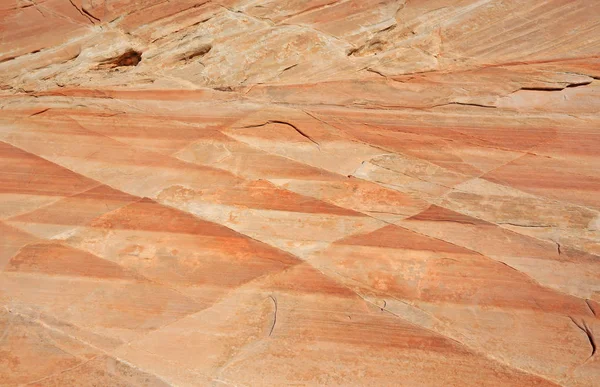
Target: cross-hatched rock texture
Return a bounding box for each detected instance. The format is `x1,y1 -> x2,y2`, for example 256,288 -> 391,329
1,1 -> 600,386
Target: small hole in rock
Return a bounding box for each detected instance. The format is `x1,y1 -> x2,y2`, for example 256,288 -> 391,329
115,50 -> 142,67
98,49 -> 142,69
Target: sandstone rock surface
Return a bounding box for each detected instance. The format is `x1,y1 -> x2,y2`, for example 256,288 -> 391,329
1,1 -> 600,386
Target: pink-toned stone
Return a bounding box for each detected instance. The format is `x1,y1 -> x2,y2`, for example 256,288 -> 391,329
1,1 -> 600,386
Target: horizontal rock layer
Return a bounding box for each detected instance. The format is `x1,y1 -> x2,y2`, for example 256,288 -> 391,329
1,0 -> 599,386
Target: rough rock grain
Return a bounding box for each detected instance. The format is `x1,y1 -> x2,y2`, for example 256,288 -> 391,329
1,1 -> 600,386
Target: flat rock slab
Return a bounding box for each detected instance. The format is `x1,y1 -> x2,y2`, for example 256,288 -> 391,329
1,1 -> 600,386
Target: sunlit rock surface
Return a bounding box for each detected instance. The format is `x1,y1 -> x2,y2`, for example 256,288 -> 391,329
1,1 -> 600,385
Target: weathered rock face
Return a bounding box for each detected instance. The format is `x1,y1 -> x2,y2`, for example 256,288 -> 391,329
1,1 -> 600,386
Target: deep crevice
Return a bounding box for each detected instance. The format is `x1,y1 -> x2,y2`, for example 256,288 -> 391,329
180,44 -> 212,61
268,295 -> 277,336
585,300 -> 597,317
366,68 -> 387,78
569,316 -> 597,360
81,6 -> 100,22
346,47 -> 359,56
280,63 -> 298,73
521,86 -> 565,91
29,108 -> 50,117
240,120 -> 320,148
67,0 -> 95,24
566,81 -> 593,88
0,56 -> 17,64
520,80 -> 592,92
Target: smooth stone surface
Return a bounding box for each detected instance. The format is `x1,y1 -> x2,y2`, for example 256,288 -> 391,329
1,1 -> 599,386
